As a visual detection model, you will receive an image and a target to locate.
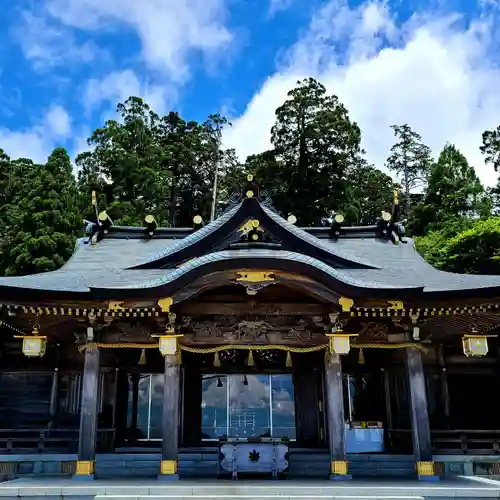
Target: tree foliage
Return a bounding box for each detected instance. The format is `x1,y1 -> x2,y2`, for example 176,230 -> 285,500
480,126 -> 500,172
410,144 -> 489,236
417,218 -> 500,274
270,78 -> 364,225
76,98 -> 232,227
0,148 -> 81,276
385,124 -> 432,213
341,163 -> 398,225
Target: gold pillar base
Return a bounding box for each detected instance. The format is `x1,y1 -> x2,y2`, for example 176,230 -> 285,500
160,459 -> 178,475
416,461 -> 435,476
75,460 -> 95,475
330,460 -> 348,475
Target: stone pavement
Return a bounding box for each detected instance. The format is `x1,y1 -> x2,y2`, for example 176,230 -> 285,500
1,477 -> 500,499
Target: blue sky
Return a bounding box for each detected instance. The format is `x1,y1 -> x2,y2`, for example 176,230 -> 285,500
1,0 -> 500,186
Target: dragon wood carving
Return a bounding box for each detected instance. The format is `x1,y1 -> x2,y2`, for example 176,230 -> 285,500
184,315 -> 326,345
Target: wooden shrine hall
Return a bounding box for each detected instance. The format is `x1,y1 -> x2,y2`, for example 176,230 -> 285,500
2,177 -> 500,482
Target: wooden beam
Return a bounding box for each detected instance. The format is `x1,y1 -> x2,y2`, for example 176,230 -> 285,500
178,302 -> 329,316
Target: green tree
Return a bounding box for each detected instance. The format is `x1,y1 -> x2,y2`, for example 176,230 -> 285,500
340,163 -> 399,225
385,124 -> 432,213
158,112 -> 229,226
422,217 -> 500,274
414,217 -> 474,268
270,78 -> 363,225
480,126 -> 500,172
76,97 -> 166,226
410,144 -> 489,235
220,151 -> 286,212
0,149 -> 13,231
1,148 -> 81,276
77,97 -> 232,227
480,125 -> 500,214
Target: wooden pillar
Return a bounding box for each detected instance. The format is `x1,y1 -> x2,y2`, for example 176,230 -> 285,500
159,353 -> 181,480
324,352 -> 350,480
437,346 -> 450,429
49,345 -> 60,420
128,373 -> 139,443
405,348 -> 438,481
49,368 -> 59,418
382,367 -> 393,429
74,347 -> 100,480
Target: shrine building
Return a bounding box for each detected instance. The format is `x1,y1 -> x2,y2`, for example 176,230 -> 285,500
1,177 -> 500,482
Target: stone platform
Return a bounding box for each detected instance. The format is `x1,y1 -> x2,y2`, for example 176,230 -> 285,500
1,477 -> 500,499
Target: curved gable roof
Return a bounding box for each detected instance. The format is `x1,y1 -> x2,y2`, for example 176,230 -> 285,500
131,197 -> 378,270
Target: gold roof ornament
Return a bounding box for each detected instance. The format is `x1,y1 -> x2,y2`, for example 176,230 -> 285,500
158,297 -> 173,313
338,297 -> 354,312
381,211 -> 392,222
144,214 -> 157,236
236,271 -> 274,283
108,300 -> 125,312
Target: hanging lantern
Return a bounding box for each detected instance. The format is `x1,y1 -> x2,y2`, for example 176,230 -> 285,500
462,325 -> 496,358
462,334 -> 490,357
326,323 -> 358,355
14,325 -> 47,357
157,335 -> 182,356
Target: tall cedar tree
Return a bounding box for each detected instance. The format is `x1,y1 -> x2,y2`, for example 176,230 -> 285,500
385,124 -> 432,214
270,78 -> 363,225
480,125 -> 500,214
1,148 -> 81,276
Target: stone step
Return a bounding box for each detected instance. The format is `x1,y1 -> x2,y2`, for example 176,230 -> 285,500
3,479 -> 498,500
97,497 -> 424,500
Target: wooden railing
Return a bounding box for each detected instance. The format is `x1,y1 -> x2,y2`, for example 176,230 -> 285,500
431,430 -> 500,455
386,429 -> 500,455
0,428 -> 116,453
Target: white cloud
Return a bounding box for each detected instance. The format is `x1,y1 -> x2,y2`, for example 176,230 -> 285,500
268,0 -> 295,17
43,0 -> 233,82
45,105 -> 72,138
0,105 -> 73,163
0,129 -> 51,164
15,11 -> 104,71
223,0 -> 500,187
83,69 -> 171,115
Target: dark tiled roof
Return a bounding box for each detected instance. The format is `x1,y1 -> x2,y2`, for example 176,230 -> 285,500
261,205 -> 377,268
0,236 -> 499,296
0,197 -> 500,298
138,203 -> 242,265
